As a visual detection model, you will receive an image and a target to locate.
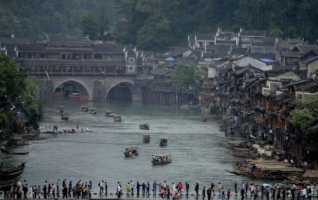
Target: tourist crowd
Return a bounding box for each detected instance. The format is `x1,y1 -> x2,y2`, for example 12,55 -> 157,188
2,179 -> 318,200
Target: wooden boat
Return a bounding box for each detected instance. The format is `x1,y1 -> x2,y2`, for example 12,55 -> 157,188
225,168 -> 240,175
113,115 -> 122,122
61,113 -> 69,120
89,108 -> 96,115
63,129 -> 76,133
0,163 -> 25,180
80,106 -> 88,112
231,148 -> 258,159
143,134 -> 150,143
59,106 -> 65,114
231,159 -> 304,180
160,137 -> 168,147
139,122 -> 150,130
0,163 -> 25,192
0,163 -> 25,175
0,177 -> 21,191
105,110 -> 114,117
224,140 -> 251,149
124,147 -> 139,157
152,154 -> 172,165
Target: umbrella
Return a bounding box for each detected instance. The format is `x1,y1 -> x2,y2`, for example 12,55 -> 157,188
165,57 -> 175,61
262,183 -> 270,187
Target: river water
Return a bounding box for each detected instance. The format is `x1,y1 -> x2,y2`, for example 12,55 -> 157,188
1,101 -> 275,193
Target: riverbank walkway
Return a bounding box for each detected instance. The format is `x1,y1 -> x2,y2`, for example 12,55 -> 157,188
2,193 -> 318,200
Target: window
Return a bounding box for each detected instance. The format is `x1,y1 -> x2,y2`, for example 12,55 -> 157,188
109,54 -> 113,60
40,54 -> 47,59
28,53 -> 35,59
94,54 -> 102,59
72,54 -> 81,59
253,48 -> 261,53
128,67 -> 134,71
86,66 -> 92,71
76,66 -> 81,71
83,54 -> 92,59
266,48 -> 272,53
62,54 -> 71,59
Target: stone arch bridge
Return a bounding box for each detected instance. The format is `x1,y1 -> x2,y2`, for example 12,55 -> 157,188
38,75 -> 140,102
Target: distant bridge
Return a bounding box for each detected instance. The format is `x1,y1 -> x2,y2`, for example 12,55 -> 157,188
27,67 -> 140,102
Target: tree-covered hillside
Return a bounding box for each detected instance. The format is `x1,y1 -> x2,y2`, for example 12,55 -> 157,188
0,0 -> 317,51
0,0 -> 114,40
113,0 -> 318,50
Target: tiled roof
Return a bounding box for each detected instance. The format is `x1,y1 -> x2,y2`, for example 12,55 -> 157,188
0,37 -> 31,44
230,48 -> 247,55
16,44 -> 46,52
46,34 -> 92,47
240,30 -> 267,37
248,53 -> 276,60
93,44 -> 123,53
19,59 -> 124,67
196,33 -> 215,40
150,68 -> 171,76
297,45 -> 318,54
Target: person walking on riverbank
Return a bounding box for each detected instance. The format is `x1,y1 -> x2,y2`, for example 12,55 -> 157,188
37,186 -> 41,199
186,182 -> 189,197
202,186 -> 206,200
99,180 -> 104,195
195,183 -> 199,197
234,182 -> 238,196
137,181 -> 140,195
22,184 -> 28,199
211,183 -> 215,196
160,186 -> 165,199
178,182 -> 183,194
62,186 -> 67,199
130,180 -> 135,195
241,188 -> 245,200
105,181 -> 108,196
146,182 -> 150,195
153,181 -> 157,196
226,189 -> 231,200
142,183 -> 145,195
218,183 -> 222,196
125,182 -> 130,194
167,186 -> 171,199
52,184 -> 56,199
207,186 -> 212,200
43,184 -> 47,199
117,182 -> 122,198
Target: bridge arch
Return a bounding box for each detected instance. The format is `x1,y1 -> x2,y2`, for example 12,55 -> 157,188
105,80 -> 135,101
53,78 -> 92,100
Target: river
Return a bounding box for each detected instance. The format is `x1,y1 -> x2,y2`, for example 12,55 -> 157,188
1,101 -> 274,193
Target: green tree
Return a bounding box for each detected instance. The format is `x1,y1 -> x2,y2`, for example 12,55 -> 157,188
80,11 -> 99,40
172,63 -> 200,90
97,2 -> 109,39
0,53 -> 42,137
291,98 -> 318,143
0,53 -> 26,102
